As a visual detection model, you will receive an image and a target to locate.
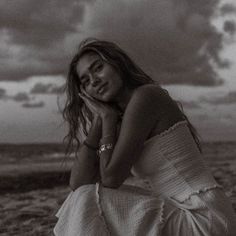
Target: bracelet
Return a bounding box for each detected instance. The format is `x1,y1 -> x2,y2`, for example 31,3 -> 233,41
83,140 -> 98,151
98,143 -> 114,155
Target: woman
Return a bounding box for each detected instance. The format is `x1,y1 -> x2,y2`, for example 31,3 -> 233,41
54,39 -> 236,236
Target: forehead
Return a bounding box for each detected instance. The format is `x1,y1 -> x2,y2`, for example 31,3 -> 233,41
76,52 -> 101,77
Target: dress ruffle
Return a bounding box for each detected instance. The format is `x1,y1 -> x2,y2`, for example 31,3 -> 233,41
54,120 -> 236,235
54,183 -> 165,236
54,184 -> 110,236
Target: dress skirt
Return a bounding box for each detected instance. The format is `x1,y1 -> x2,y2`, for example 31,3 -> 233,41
54,183 -> 236,236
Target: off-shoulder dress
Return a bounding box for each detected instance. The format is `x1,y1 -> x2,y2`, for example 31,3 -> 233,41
54,120 -> 236,236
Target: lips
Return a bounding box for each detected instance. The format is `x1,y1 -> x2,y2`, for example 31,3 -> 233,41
97,82 -> 108,94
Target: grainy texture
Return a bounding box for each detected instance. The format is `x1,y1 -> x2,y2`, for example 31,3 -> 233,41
0,142 -> 235,235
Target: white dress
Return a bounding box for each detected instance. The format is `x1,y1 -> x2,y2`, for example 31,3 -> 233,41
54,120 -> 236,236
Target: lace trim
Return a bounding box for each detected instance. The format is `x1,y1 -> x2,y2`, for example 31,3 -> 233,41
159,200 -> 165,224
95,183 -> 111,235
156,199 -> 166,234
159,120 -> 188,137
175,184 -> 223,203
145,119 -> 188,144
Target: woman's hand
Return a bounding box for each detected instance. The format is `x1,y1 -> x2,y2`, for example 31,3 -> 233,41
79,89 -> 119,121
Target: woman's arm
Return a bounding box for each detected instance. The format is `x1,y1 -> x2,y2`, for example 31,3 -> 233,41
98,115 -> 118,185
69,116 -> 102,191
99,85 -> 163,188
78,85 -> 168,188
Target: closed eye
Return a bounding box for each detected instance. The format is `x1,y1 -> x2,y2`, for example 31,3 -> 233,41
81,76 -> 90,86
93,62 -> 104,72
82,80 -> 89,87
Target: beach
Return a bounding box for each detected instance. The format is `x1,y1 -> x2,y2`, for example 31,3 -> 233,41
0,142 -> 236,235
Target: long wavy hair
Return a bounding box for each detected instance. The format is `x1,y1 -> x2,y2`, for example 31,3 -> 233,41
63,38 -> 202,155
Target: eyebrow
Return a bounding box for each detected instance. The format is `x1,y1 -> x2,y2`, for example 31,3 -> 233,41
80,59 -> 101,79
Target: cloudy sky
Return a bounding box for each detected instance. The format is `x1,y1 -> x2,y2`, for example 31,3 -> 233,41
0,0 -> 236,143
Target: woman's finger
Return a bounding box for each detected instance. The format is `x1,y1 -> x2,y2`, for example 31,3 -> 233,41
80,85 -> 85,93
80,86 -> 90,98
80,95 -> 100,115
81,94 -> 110,113
80,94 -> 94,106
79,90 -> 114,117
80,87 -> 97,101
78,92 -> 87,100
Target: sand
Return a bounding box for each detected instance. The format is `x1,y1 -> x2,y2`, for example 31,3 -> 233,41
0,142 -> 235,235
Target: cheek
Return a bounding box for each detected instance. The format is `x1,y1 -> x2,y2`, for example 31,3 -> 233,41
114,74 -> 123,88
89,90 -> 97,98
84,86 -> 95,97
108,69 -> 123,85
104,65 -> 118,78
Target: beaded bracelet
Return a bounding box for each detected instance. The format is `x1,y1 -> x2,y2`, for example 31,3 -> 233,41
98,143 -> 114,155
83,140 -> 98,151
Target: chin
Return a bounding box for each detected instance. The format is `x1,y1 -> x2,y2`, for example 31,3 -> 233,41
98,91 -> 114,102
99,96 -> 112,103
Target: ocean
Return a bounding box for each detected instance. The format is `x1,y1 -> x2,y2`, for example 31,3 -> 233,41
0,142 -> 235,235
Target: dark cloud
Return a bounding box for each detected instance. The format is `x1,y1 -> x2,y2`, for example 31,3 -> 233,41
0,88 -> 7,99
30,83 -> 64,94
0,0 -> 93,80
0,0 -> 88,48
220,3 -> 236,16
11,92 -> 31,102
30,83 -> 54,94
0,0 -> 234,86
201,91 -> 236,104
82,0 -> 230,85
223,20 -> 236,35
50,84 -> 65,94
0,89 -> 33,102
22,101 -> 45,108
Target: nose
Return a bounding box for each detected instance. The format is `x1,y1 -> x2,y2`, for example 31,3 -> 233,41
91,76 -> 101,87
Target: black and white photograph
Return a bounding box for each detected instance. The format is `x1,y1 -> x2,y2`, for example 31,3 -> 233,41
0,0 -> 236,235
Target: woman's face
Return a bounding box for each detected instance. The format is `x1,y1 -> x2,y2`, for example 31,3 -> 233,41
76,52 -> 124,102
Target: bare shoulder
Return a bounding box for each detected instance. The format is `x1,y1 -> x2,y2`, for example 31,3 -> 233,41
122,84 -> 167,123
130,84 -> 170,107
127,83 -> 181,123
134,83 -> 162,95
